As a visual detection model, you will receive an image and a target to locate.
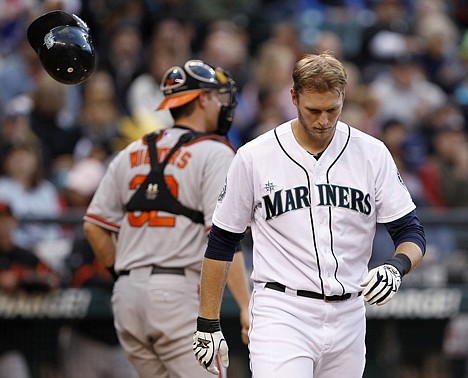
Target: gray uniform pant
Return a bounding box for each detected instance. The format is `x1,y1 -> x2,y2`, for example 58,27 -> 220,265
60,326 -> 138,378
0,351 -> 30,378
112,266 -> 224,378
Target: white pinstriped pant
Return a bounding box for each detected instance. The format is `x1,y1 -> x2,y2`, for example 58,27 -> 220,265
249,282 -> 366,378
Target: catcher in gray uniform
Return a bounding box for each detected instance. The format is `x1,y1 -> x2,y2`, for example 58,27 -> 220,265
83,60 -> 250,378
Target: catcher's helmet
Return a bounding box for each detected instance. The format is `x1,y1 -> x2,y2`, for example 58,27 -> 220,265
27,11 -> 95,85
157,60 -> 237,135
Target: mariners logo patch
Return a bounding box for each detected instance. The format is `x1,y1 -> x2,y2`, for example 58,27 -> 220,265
396,170 -> 407,189
218,179 -> 227,202
264,181 -> 277,193
44,32 -> 55,49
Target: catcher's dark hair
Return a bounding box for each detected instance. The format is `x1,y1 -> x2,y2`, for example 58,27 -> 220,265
169,98 -> 197,119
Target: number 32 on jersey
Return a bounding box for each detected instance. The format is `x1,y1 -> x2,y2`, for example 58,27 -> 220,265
127,174 -> 178,227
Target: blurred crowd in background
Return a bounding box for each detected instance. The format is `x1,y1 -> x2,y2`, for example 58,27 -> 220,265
0,0 -> 468,377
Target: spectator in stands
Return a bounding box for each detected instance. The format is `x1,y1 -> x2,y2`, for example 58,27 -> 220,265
127,16 -> 194,131
147,15 -> 193,65
0,95 -> 37,149
235,39 -> 296,143
60,158 -> 137,378
0,142 -> 64,251
267,20 -> 306,61
454,31 -> 468,125
0,0 -> 34,57
0,201 -> 60,378
313,30 -> 344,60
369,52 -> 448,133
357,0 -> 417,82
380,118 -> 427,206
419,112 -> 468,208
191,0 -> 257,26
302,0 -> 367,61
73,70 -> 149,164
80,0 -> 154,58
62,158 -> 106,211
198,19 -> 251,92
0,201 -> 60,293
0,29 -> 82,130
413,0 -> 464,95
341,65 -> 381,138
0,28 -> 41,121
249,0 -> 301,43
444,313 -> 468,378
196,18 -> 253,147
98,20 -> 145,115
29,75 -> 81,186
419,102 -> 467,153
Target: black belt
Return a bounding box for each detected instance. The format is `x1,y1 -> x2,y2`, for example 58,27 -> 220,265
119,266 -> 185,276
265,282 -> 361,302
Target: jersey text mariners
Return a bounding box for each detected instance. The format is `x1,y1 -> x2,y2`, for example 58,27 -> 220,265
212,120 -> 415,296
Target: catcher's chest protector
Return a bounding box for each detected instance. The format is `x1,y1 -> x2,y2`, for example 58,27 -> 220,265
125,131 -> 224,225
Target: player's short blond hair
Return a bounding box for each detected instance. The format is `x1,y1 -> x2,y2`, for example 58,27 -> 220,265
292,52 -> 347,96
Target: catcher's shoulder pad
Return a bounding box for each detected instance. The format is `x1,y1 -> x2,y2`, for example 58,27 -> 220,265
184,132 -> 236,153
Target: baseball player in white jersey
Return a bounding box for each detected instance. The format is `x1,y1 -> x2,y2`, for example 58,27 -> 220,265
83,60 -> 251,378
193,53 -> 426,377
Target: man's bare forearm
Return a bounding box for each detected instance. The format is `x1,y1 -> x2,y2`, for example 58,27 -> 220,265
199,257 -> 231,319
83,221 -> 116,268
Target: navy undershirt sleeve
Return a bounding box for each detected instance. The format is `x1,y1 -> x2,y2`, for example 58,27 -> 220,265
384,210 -> 426,255
204,224 -> 245,261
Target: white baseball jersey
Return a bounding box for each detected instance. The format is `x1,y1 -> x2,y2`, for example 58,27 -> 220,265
213,120 -> 415,295
84,127 -> 235,273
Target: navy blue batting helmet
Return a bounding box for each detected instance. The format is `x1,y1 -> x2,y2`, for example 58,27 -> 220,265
27,11 -> 95,85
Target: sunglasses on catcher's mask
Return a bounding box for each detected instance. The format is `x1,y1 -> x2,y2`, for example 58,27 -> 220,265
157,60 -> 238,135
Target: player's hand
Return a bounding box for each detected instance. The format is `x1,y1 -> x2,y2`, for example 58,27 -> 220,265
193,317 -> 229,375
240,308 -> 250,345
360,264 -> 401,305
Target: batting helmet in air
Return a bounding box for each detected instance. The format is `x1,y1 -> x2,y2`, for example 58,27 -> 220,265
27,10 -> 95,85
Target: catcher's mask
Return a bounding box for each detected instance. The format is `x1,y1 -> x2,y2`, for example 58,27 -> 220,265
27,10 -> 95,85
157,60 -> 237,135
